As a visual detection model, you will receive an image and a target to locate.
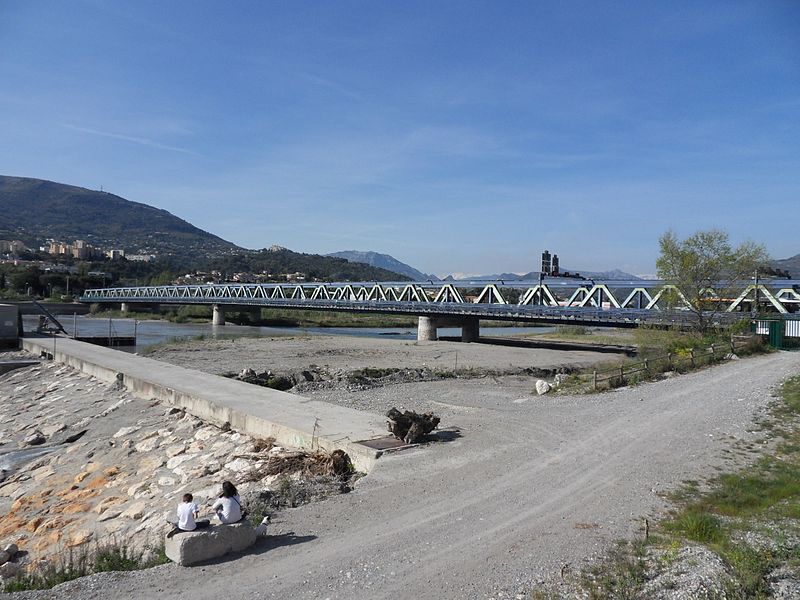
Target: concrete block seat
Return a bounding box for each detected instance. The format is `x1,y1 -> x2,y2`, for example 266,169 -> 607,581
165,522 -> 257,566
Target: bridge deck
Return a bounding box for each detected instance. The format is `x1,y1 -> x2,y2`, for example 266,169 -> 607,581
20,336 -> 387,471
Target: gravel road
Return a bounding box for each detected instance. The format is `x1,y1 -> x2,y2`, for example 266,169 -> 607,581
6,350 -> 799,600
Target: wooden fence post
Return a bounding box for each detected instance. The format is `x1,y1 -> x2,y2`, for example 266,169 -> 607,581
593,370 -> 597,390
690,349 -> 695,367
619,365 -> 624,385
644,358 -> 649,373
667,352 -> 672,369
730,338 -> 735,353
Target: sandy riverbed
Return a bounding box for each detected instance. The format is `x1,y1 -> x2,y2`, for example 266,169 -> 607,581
144,334 -> 624,375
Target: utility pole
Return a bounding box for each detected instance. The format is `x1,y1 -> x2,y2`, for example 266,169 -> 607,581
754,268 -> 759,315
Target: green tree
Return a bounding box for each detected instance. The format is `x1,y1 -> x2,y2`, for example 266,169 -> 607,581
148,270 -> 176,286
656,229 -> 769,331
8,266 -> 44,295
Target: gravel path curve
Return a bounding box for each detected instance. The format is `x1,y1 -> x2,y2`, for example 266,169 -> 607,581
6,350 -> 799,600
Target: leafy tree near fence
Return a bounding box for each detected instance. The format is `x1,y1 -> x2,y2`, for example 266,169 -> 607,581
656,229 -> 769,332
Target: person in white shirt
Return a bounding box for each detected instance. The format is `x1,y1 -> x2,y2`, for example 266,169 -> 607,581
211,480 -> 272,535
212,481 -> 244,524
168,493 -> 210,535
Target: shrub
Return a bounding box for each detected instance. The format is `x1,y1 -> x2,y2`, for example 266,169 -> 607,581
664,511 -> 722,543
555,325 -> 591,336
2,542 -> 167,592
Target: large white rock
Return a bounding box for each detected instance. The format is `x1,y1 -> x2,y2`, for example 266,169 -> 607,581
535,380 -> 551,395
167,453 -> 197,470
113,426 -> 141,439
135,437 -> 161,453
165,522 -> 257,566
195,427 -> 218,441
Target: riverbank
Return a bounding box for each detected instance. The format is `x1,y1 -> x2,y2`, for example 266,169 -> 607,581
0,351 -> 356,586
2,347 -> 796,599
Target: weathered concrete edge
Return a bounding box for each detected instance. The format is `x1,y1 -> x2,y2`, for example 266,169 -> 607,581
20,338 -> 380,472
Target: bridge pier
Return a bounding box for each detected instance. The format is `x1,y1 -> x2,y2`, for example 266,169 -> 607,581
461,316 -> 480,343
212,304 -> 225,326
417,316 -> 439,341
120,302 -> 130,314
418,316 -> 480,342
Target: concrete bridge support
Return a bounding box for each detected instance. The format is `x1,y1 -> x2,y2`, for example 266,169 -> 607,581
461,316 -> 480,343
417,316 -> 481,342
212,304 -> 225,326
120,302 -> 130,314
417,316 -> 439,341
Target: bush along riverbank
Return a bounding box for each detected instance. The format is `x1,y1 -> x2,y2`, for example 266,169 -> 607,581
534,374 -> 800,599
554,329 -> 768,394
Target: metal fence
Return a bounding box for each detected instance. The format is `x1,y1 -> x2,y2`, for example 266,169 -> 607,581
754,317 -> 800,350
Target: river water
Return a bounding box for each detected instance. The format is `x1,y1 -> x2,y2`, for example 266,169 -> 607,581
22,314 -> 554,352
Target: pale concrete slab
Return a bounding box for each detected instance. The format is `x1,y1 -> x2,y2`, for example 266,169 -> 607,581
21,336 -> 386,471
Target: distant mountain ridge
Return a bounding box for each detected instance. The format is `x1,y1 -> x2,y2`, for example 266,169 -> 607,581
771,254 -> 800,278
0,175 -> 239,260
328,247 -> 643,282
327,250 -> 438,281
445,268 -> 641,281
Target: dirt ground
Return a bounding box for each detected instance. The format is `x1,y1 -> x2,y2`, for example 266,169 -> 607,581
5,338 -> 799,600
144,334 -> 625,375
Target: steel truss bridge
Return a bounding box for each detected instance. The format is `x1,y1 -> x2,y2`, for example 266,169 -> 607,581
81,279 -> 800,330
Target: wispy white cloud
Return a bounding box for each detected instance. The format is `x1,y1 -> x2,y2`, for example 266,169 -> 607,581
61,123 -> 199,156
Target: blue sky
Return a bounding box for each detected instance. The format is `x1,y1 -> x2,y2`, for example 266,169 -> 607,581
1,1 -> 798,277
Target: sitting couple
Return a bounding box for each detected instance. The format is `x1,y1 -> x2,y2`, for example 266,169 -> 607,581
168,481 -> 270,536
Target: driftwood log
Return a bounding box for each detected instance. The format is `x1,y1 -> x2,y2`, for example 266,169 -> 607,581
386,408 -> 440,444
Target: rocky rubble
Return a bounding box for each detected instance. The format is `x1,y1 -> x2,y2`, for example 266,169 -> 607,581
0,352 -> 350,584
226,363 -> 573,395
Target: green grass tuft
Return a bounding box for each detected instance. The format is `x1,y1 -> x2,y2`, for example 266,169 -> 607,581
2,543 -> 168,592
664,510 -> 722,543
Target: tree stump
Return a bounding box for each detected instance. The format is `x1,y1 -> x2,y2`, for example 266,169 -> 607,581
386,408 -> 440,444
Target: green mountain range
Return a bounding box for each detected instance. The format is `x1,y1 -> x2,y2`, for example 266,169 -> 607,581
0,175 -> 238,259
0,175 -> 407,281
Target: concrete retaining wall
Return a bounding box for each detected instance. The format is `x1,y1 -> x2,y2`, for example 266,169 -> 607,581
20,336 -> 384,472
